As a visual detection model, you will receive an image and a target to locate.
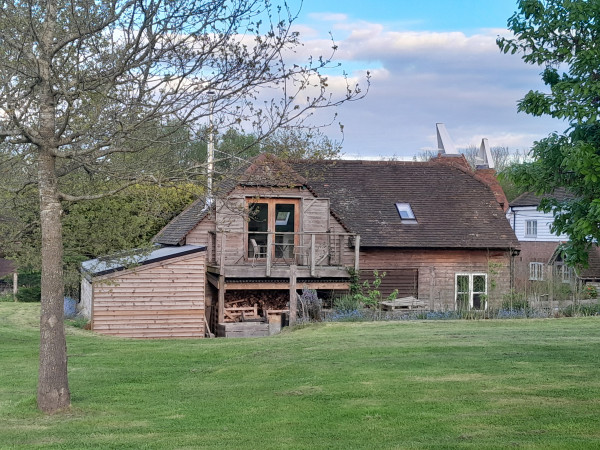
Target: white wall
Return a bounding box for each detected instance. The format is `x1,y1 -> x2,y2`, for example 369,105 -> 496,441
79,277 -> 93,319
506,206 -> 569,242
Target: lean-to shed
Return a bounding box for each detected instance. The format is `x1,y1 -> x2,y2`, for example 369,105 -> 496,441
80,245 -> 207,338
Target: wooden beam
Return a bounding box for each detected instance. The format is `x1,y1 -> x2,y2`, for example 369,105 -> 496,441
218,275 -> 225,324
310,234 -> 316,277
223,281 -> 350,290
206,272 -> 220,288
219,233 -> 226,273
354,235 -> 361,271
266,233 -> 273,277
289,265 -> 297,325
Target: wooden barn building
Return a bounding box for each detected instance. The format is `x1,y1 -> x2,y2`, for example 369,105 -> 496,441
146,153 -> 519,337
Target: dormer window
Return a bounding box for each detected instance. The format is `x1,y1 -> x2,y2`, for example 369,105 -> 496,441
395,203 -> 417,222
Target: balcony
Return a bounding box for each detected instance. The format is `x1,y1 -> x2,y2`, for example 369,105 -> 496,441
206,231 -> 360,279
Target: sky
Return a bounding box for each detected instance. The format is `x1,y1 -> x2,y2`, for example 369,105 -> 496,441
290,0 -> 565,159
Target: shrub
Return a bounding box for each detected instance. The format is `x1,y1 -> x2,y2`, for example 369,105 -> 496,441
333,294 -> 362,313
297,288 -> 323,322
562,303 -> 600,317
14,272 -> 42,302
0,293 -> 14,302
502,290 -> 529,310
582,284 -> 598,300
66,316 -> 89,329
16,286 -> 41,303
327,309 -> 366,322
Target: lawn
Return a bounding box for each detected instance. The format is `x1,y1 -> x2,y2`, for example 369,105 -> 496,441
2,303 -> 600,449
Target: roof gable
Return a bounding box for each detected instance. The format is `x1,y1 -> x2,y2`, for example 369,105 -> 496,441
156,154 -> 519,250
154,154 -> 306,245
510,188 -> 574,207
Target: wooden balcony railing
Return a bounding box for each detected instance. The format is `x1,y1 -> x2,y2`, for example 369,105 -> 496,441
208,231 -> 360,275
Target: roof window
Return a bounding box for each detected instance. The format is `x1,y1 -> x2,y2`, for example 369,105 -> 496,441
395,203 -> 416,222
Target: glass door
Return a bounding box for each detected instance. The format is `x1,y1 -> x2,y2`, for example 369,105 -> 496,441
248,203 -> 268,259
275,203 -> 295,259
246,199 -> 299,261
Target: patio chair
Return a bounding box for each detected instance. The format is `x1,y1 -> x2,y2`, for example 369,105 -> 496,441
250,239 -> 267,267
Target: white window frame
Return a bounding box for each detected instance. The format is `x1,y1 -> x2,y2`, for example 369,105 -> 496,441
560,264 -> 573,283
395,203 -> 416,221
525,220 -> 537,237
455,273 -> 488,310
529,262 -> 544,281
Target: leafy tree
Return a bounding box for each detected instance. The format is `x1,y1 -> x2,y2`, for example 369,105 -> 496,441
0,0 -> 367,412
497,0 -> 600,266
0,183 -> 202,296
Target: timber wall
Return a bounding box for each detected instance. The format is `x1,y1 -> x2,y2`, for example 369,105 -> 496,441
91,252 -> 206,338
360,248 -> 512,310
185,186 -> 355,267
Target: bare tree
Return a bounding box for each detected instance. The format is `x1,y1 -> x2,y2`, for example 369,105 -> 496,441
0,0 -> 367,413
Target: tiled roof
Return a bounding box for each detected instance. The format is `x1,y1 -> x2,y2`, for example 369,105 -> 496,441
155,155 -> 519,250
580,246 -> 600,280
153,198 -> 211,245
291,159 -> 519,249
510,188 -> 574,207
153,154 -> 307,245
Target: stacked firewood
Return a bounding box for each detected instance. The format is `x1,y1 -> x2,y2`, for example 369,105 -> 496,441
224,290 -> 289,312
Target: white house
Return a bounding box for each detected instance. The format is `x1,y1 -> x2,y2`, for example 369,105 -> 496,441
505,189 -> 573,288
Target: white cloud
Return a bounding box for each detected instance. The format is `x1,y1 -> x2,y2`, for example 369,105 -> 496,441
308,12 -> 349,22
289,19 -> 562,157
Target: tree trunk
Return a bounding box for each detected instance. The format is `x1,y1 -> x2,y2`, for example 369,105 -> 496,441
35,1 -> 70,414
36,148 -> 70,413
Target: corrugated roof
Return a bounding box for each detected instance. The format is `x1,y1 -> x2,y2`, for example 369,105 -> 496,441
81,244 -> 205,278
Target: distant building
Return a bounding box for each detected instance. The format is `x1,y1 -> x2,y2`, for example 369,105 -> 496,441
506,189 -> 599,296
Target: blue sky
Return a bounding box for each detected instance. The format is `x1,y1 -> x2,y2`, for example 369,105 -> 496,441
289,0 -> 564,159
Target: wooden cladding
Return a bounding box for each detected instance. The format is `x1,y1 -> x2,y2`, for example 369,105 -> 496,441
360,268 -> 418,299
91,252 -> 206,339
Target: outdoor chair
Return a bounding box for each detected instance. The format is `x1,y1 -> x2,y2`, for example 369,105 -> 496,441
250,239 -> 267,266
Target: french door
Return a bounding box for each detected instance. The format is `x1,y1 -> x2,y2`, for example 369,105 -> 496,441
247,199 -> 299,260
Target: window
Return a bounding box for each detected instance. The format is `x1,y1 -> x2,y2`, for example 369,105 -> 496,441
529,262 -> 544,281
525,220 -> 537,237
556,264 -> 573,284
395,203 -> 416,222
456,274 -> 487,310
247,198 -> 299,259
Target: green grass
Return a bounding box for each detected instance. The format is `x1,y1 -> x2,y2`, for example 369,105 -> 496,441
2,303 -> 600,449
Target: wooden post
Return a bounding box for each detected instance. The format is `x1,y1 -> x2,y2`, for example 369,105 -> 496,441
310,234 -> 316,277
289,264 -> 297,325
266,232 -> 273,277
218,275 -> 225,324
354,235 -> 360,271
12,272 -> 17,300
219,233 -> 226,273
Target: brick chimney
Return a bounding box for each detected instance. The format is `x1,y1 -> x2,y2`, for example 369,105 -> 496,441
431,153 -> 472,172
474,168 -> 509,212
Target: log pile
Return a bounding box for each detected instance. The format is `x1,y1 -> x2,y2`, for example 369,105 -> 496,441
224,290 -> 289,322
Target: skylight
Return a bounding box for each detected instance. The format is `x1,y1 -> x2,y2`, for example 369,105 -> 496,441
395,203 -> 416,221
